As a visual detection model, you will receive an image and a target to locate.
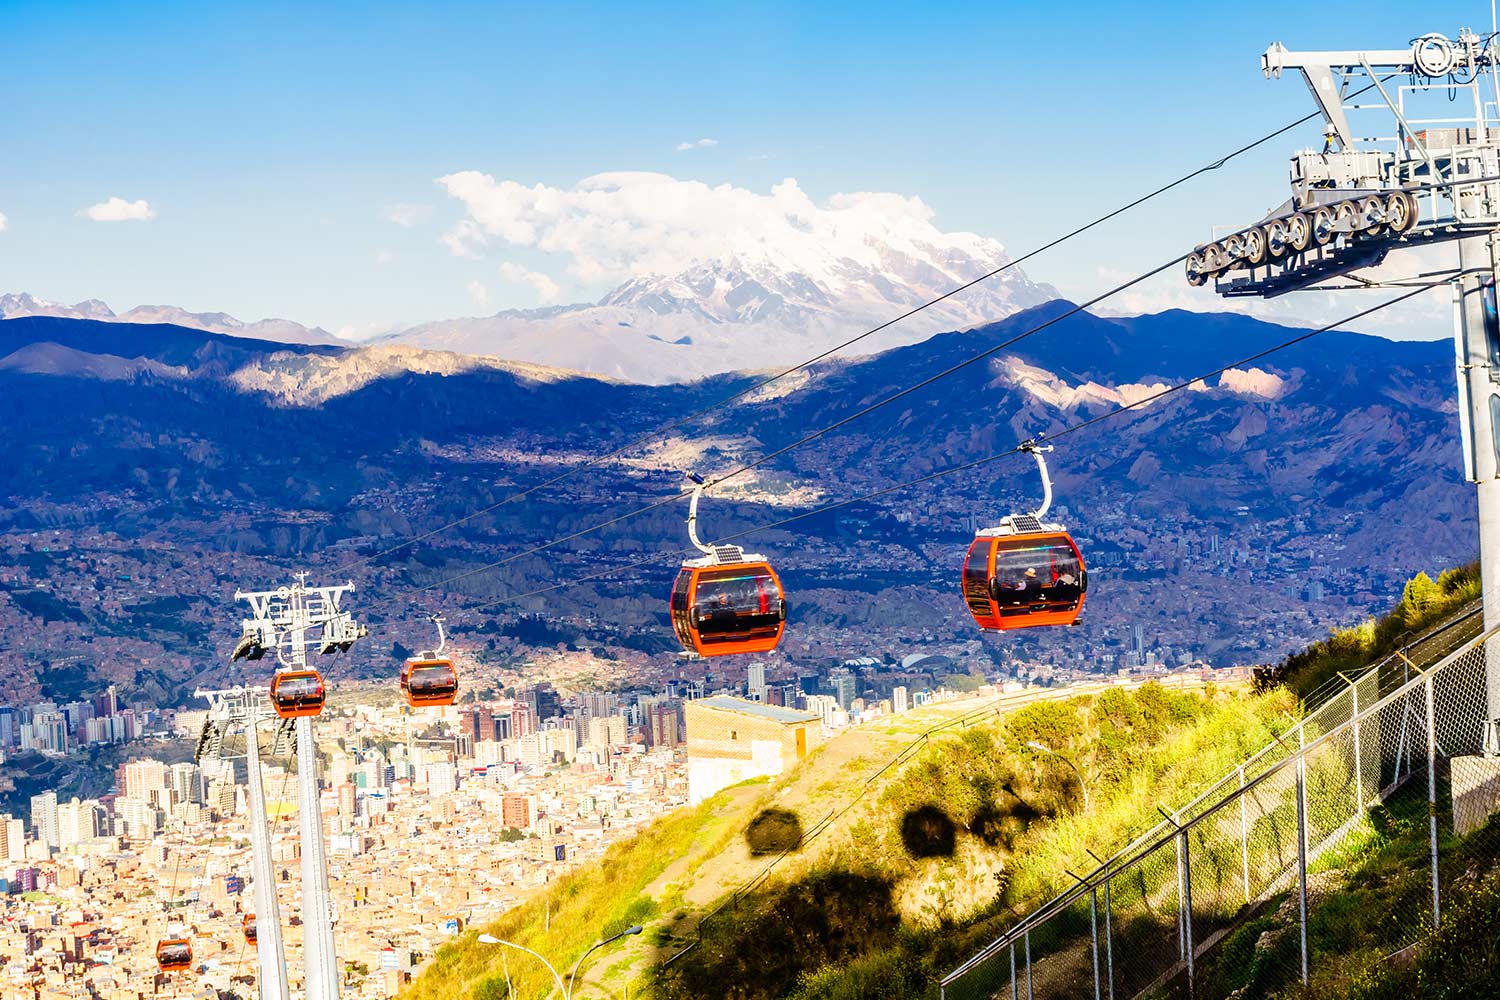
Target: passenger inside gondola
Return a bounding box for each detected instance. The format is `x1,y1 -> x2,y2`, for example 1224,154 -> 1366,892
694,568 -> 783,641
989,539 -> 1084,613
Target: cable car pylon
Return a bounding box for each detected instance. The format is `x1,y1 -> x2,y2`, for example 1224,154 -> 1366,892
233,574 -> 367,1000
194,685 -> 291,1000
1186,27 -> 1500,751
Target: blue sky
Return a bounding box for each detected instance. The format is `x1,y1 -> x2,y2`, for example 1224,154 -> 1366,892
0,1 -> 1481,338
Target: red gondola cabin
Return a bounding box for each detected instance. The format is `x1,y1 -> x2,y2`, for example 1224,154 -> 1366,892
243,915 -> 257,944
963,525 -> 1087,630
401,659 -> 459,707
270,670 -> 325,719
671,553 -> 787,657
156,938 -> 192,973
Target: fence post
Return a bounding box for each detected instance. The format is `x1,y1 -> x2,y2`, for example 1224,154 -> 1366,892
1237,764 -> 1251,905
1343,673 -> 1364,810
1090,886 -> 1101,1000
1180,829 -> 1195,996
1102,867 -> 1114,1000
1010,940 -> 1017,1000
1424,672 -> 1441,929
1025,929 -> 1033,1000
1295,753 -> 1310,987
1172,821 -> 1186,962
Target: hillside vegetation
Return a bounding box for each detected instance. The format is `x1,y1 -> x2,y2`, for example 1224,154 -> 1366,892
1259,563 -> 1479,701
404,681 -> 1295,1000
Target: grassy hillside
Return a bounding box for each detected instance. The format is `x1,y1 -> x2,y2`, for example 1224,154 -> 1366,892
403,681 -> 1295,1000
1258,564 -> 1479,702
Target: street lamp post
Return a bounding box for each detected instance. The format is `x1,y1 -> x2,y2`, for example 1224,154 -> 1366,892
1026,740 -> 1091,812
477,925 -> 643,1000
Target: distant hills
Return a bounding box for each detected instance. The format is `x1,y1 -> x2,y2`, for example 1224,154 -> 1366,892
3,220 -> 1058,384
0,292 -> 342,346
0,303 -> 1473,704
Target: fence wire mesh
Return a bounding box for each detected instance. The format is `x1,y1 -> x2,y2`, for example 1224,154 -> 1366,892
943,622 -> 1500,1000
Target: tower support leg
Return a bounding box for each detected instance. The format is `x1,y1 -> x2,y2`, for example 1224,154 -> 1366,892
245,714 -> 291,1000
1456,236 -> 1500,740
298,713 -> 341,1000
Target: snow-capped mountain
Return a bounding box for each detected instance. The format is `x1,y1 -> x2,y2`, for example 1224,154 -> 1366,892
384,238 -> 1058,383
0,293 -> 341,346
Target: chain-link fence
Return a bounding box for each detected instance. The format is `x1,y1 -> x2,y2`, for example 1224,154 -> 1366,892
942,621 -> 1500,1000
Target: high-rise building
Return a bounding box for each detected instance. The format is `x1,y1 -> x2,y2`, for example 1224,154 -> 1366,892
511,702 -> 536,740
29,792 -> 58,850
647,702 -> 682,747
3,816 -> 25,862
892,686 -> 909,714
57,799 -> 102,848
92,685 -> 118,719
168,763 -> 202,806
114,796 -> 160,839
522,684 -> 561,722
748,663 -> 767,702
830,671 -> 858,712
501,794 -> 532,830
517,733 -> 547,769
123,759 -> 167,800
338,782 -> 357,830
427,763 -> 458,796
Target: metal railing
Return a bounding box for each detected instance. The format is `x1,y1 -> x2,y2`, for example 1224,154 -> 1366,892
941,621 -> 1498,1000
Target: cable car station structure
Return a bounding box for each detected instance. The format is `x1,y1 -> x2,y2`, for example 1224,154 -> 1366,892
1184,27 -> 1500,750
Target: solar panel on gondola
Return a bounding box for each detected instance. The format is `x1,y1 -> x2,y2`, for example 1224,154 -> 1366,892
401,615 -> 459,707
963,442 -> 1087,631
669,474 -> 787,657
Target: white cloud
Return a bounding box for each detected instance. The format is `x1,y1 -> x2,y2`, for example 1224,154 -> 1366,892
0,211 -> 7,231
498,261 -> 561,303
375,250 -> 395,265
675,137 -> 719,151
466,279 -> 490,308
435,170 -> 999,285
83,197 -> 155,222
385,202 -> 432,227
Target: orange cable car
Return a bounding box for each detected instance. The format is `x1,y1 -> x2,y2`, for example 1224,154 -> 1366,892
243,915 -> 257,944
963,442 -> 1087,631
270,669 -> 326,719
669,474 -> 787,657
156,938 -> 193,973
401,615 -> 459,707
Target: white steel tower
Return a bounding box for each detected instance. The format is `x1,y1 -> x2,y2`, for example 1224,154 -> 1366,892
233,575 -> 366,1000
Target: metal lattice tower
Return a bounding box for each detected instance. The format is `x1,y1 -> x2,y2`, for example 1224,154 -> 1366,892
233,575 -> 366,1000
193,686 -> 291,1000
1186,27 -> 1500,752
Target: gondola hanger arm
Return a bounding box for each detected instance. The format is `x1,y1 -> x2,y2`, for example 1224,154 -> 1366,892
684,471 -> 715,555
423,614 -> 448,659
1019,440 -> 1054,520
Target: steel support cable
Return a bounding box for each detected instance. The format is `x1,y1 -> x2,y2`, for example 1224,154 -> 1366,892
409,253 -> 1189,599
357,276 -> 1446,631
330,93 -> 1382,580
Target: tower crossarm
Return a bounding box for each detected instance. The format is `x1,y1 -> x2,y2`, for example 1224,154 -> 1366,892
1263,32 -> 1499,152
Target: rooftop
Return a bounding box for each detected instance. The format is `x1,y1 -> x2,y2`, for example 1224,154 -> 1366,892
693,696 -> 819,724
